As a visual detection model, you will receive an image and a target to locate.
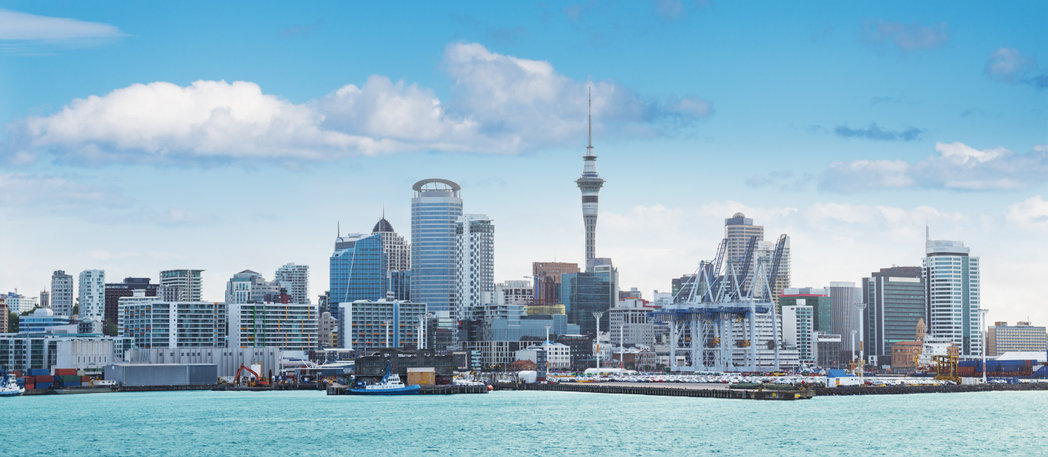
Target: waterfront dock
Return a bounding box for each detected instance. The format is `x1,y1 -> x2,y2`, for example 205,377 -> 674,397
502,382 -> 814,400
325,384 -> 489,395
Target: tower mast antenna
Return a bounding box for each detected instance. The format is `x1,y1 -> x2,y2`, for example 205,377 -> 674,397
587,85 -> 592,150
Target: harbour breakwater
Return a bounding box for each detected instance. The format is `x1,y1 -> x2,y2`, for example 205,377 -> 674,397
501,382 -> 814,400
814,381 -> 1048,396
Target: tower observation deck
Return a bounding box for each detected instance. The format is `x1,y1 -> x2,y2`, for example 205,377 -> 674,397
576,89 -> 605,266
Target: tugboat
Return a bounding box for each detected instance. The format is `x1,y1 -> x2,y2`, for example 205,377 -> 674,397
348,361 -> 420,396
0,370 -> 25,397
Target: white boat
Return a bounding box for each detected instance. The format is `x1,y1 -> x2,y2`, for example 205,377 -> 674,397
348,372 -> 420,395
0,371 -> 25,397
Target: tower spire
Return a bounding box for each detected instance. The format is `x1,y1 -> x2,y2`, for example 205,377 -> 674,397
587,85 -> 592,150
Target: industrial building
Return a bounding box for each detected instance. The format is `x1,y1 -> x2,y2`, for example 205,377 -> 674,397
0,332 -> 134,372
105,363 -> 218,387
124,347 -> 283,378
354,348 -> 455,384
228,302 -> 317,350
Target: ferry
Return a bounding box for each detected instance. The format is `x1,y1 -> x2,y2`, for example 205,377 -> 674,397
0,370 -> 25,397
348,362 -> 420,396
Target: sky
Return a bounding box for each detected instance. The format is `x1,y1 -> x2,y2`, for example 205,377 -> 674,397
1,1 -> 1046,325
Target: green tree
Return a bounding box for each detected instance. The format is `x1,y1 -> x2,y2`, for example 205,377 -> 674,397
7,312 -> 18,333
104,319 -> 118,336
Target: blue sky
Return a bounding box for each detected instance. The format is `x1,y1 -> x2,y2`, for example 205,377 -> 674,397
1,1 -> 1046,324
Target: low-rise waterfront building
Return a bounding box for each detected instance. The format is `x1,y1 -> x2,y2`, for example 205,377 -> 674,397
0,332 -> 134,372
515,341 -> 572,370
987,321 -> 1047,356
124,347 -> 283,378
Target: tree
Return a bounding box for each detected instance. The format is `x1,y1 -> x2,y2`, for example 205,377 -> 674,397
104,319 -> 118,336
7,312 -> 18,333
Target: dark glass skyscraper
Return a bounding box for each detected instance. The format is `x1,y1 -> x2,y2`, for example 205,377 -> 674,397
863,266 -> 925,365
329,233 -> 386,314
410,179 -> 463,314
560,267 -> 617,338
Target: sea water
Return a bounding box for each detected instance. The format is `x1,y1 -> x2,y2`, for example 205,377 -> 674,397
2,390 -> 1046,456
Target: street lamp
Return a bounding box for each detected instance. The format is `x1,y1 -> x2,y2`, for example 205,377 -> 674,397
980,308 -> 989,384
856,302 -> 866,383
592,311 -> 604,371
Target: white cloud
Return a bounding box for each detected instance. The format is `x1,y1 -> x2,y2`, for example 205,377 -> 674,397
820,142 -> 1048,192
0,9 -> 124,43
985,48 -> 1034,82
6,42 -> 712,165
0,172 -> 115,206
861,20 -> 948,51
1006,195 -> 1048,230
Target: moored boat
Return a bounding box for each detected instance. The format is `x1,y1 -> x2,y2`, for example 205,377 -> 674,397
0,370 -> 25,397
348,362 -> 420,395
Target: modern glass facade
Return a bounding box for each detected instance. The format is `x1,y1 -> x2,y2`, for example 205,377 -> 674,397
560,270 -> 616,338
329,233 -> 387,314
923,240 -> 981,357
863,266 -> 925,364
410,179 -> 463,314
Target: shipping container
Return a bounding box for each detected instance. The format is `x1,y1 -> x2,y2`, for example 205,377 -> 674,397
59,375 -> 80,383
23,376 -> 35,383
80,376 -> 92,383
15,378 -> 25,386
62,381 -> 82,387
36,382 -> 53,390
28,368 -> 50,377
54,368 -> 77,376
36,375 -> 54,383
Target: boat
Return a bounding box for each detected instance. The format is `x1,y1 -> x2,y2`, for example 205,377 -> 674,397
348,362 -> 420,396
0,370 -> 25,397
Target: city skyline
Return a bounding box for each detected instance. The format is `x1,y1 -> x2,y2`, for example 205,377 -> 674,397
1,2 -> 1046,326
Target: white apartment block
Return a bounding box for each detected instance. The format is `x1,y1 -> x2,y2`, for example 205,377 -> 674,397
118,291 -> 226,348
228,302 -> 318,350
78,269 -> 105,320
275,263 -> 310,305
456,214 -> 495,320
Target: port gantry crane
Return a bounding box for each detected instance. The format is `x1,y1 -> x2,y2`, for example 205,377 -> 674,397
652,234 -> 787,372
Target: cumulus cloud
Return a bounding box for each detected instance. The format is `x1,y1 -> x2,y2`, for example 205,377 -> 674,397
861,20 -> 948,51
834,123 -> 924,141
820,142 -> 1048,192
985,47 -> 1047,89
6,42 -> 712,165
1006,195 -> 1048,230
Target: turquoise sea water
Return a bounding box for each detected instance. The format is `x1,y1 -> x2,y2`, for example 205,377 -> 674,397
2,390 -> 1046,456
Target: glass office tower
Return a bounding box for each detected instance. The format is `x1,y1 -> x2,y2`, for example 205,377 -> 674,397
410,179 -> 463,314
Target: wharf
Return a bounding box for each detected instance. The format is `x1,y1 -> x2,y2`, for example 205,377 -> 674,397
325,384 -> 488,395
503,382 -> 813,400
815,381 -> 1048,396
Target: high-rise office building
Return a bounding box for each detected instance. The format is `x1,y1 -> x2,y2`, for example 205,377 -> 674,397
39,290 -> 49,309
104,278 -> 159,327
923,239 -> 982,357
51,270 -> 74,317
533,262 -> 580,306
576,91 -> 605,266
78,270 -> 105,320
496,280 -> 533,307
863,266 -> 925,365
275,263 -> 310,305
779,287 -> 832,334
456,214 -> 495,320
782,305 -> 815,367
724,213 -> 764,266
330,233 -> 387,314
561,261 -> 618,338
159,269 -> 204,301
373,217 -> 410,272
987,321 -> 1047,356
410,179 -> 463,314
829,281 -> 863,353
225,270 -> 282,304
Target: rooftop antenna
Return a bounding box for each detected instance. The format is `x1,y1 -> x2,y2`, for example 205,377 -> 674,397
337,221 -> 340,238
587,85 -> 593,151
